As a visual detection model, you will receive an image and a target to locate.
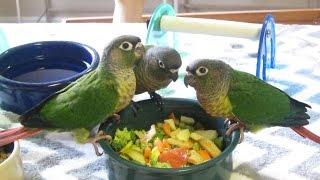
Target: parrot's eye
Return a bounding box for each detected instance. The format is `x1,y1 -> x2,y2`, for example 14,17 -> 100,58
158,60 -> 165,69
196,66 -> 208,76
119,41 -> 133,51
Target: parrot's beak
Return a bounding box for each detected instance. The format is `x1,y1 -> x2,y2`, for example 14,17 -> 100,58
134,42 -> 145,62
184,73 -> 191,88
169,69 -> 179,82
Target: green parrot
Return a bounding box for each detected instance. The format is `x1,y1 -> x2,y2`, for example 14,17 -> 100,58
184,59 -> 320,143
134,46 -> 182,108
0,35 -> 145,155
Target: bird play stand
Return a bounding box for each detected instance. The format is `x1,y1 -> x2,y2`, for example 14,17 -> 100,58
146,3 -> 276,81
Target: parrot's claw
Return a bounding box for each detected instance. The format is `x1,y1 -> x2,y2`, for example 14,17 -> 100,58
149,92 -> 163,111
90,130 -> 112,156
130,101 -> 140,117
225,117 -> 245,143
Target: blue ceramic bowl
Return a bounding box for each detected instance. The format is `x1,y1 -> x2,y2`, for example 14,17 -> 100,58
0,41 -> 99,115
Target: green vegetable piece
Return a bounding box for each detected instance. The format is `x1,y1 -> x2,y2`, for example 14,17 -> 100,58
164,119 -> 176,130
184,125 -> 194,131
178,122 -> 186,128
111,128 -> 137,151
180,116 -> 195,125
150,147 -> 160,166
167,138 -> 193,149
194,130 -> 218,141
214,137 -> 223,150
126,149 -> 146,165
156,123 -> 163,128
190,132 -> 204,141
193,142 -> 200,151
151,128 -> 165,143
120,141 -> 133,154
154,162 -> 172,168
176,129 -> 190,142
131,145 -> 142,152
120,154 -> 129,160
134,130 -> 146,140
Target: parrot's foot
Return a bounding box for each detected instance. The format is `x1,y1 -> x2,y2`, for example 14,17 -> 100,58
225,118 -> 246,143
130,101 -> 140,117
149,92 -> 163,111
89,130 -> 112,156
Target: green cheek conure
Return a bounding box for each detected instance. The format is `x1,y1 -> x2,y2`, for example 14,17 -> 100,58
0,35 -> 145,155
184,59 -> 320,144
134,46 -> 181,108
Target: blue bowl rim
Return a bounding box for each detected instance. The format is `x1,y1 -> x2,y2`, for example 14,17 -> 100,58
0,41 -> 99,89
100,98 -> 240,175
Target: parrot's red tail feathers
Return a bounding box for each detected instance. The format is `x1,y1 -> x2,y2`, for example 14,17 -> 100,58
0,127 -> 42,147
291,126 -> 320,144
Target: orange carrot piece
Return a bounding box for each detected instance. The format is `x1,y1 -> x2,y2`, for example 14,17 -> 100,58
199,150 -> 211,160
163,123 -> 171,135
162,139 -> 171,149
144,147 -> 151,159
155,139 -> 165,152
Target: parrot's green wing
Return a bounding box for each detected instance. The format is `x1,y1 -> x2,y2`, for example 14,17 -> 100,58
21,70 -> 119,130
228,70 -> 309,131
19,74 -> 81,128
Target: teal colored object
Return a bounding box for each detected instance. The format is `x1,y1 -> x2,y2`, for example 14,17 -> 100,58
0,28 -> 9,54
146,3 -> 176,47
99,98 -> 240,180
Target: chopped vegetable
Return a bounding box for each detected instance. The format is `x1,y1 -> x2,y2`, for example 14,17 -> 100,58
164,119 -> 176,130
214,137 -> 223,150
190,132 -> 204,141
110,113 -> 223,168
192,142 -> 200,151
111,128 -> 136,151
162,139 -> 171,149
150,147 -> 160,166
167,138 -> 193,149
169,129 -> 179,138
134,130 -> 146,140
154,139 -> 165,152
198,139 -> 221,157
188,150 -> 204,165
158,148 -> 188,168
198,150 -> 211,161
194,130 -> 218,141
153,162 -> 172,168
124,148 -> 146,165
144,146 -> 151,159
180,116 -> 195,125
162,123 -> 171,135
176,129 -> 190,142
120,141 -> 133,154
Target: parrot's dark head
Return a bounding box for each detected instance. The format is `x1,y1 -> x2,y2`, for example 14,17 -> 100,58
147,46 -> 182,82
184,59 -> 232,94
103,35 -> 145,68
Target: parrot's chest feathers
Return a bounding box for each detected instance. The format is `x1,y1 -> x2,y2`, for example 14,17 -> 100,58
114,69 -> 136,112
197,92 -> 233,118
